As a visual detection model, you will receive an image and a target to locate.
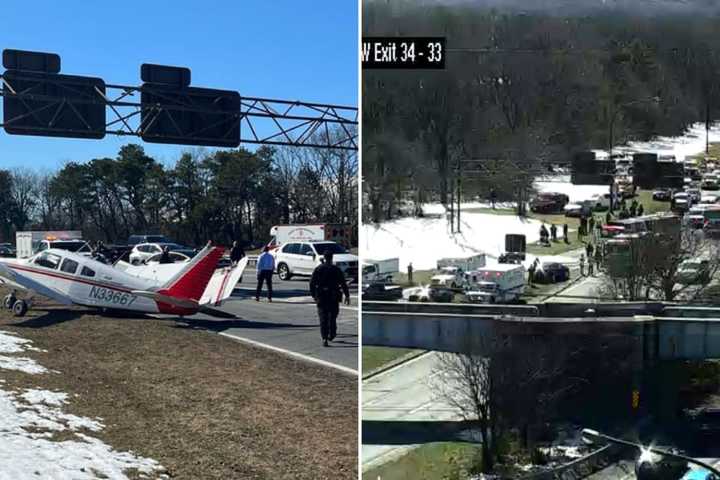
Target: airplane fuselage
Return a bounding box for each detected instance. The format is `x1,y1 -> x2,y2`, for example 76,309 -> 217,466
2,250 -> 179,314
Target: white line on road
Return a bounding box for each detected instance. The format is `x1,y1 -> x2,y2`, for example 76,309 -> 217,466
218,331 -> 358,376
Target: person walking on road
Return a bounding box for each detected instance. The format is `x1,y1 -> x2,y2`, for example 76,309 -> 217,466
229,240 -> 245,266
595,247 -> 602,273
563,223 -> 569,244
586,242 -> 594,259
550,224 -> 557,242
310,251 -> 350,347
255,246 -> 275,302
407,262 -> 414,285
579,254 -> 586,277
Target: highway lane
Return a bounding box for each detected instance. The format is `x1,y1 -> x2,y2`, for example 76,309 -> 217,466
185,273 -> 358,374
362,351 -> 461,470
544,275 -> 605,303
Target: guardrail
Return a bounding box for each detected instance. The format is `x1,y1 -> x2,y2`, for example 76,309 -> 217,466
519,444 -> 623,480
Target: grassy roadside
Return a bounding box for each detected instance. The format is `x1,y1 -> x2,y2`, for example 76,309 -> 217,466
364,442 -> 483,480
0,293 -> 357,480
362,347 -> 422,376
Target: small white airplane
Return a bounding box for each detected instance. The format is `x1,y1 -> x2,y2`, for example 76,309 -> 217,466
0,243 -> 247,317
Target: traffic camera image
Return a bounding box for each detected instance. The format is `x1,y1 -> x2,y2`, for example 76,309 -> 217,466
361,1 -> 720,478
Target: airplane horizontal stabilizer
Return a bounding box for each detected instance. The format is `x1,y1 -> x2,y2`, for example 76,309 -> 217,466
131,290 -> 199,309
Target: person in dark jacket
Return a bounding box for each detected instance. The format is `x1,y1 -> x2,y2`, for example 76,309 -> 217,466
229,241 -> 245,266
310,251 -> 350,347
158,246 -> 173,264
637,203 -> 644,217
550,224 -> 557,242
563,223 -> 569,244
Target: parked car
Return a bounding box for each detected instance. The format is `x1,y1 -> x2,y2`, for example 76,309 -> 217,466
702,176 -> 720,190
677,259 -> 711,285
129,242 -> 193,265
273,240 -> 358,281
687,188 -> 702,203
0,245 -> 15,258
652,188 -> 672,201
362,283 -> 403,301
427,286 -> 454,303
143,251 -> 191,264
700,193 -> 719,204
533,262 -> 570,283
530,192 -> 569,214
563,203 -> 587,217
672,192 -> 691,212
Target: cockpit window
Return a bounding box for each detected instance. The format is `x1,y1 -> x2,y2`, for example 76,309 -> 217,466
81,266 -> 95,277
60,258 -> 79,275
34,252 -> 61,270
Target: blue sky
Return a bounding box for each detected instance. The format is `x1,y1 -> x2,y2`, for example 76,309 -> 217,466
0,1 -> 358,170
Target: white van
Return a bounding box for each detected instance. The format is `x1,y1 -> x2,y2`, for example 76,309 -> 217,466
362,258 -> 399,284
464,264 -> 526,304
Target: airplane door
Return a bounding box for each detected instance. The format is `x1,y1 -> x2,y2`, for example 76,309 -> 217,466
58,258 -> 87,303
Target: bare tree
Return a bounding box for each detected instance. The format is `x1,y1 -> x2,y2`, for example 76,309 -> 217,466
10,168 -> 39,231
601,228 -> 720,302
432,334 -> 580,473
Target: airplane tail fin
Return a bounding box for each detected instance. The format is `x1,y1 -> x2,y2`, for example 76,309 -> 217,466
199,257 -> 248,307
157,244 -> 225,301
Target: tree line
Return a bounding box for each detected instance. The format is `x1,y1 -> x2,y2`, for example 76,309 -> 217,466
363,3 -> 720,221
0,139 -> 357,248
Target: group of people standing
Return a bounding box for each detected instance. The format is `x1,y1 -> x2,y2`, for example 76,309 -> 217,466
539,223 -> 570,245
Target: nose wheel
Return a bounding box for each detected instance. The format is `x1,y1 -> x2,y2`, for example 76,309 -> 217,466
4,291 -> 28,317
3,294 -> 16,309
12,299 -> 28,317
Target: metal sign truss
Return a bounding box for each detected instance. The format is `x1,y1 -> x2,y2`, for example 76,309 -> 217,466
0,73 -> 358,150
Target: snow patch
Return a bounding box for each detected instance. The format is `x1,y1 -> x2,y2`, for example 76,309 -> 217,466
0,330 -> 165,479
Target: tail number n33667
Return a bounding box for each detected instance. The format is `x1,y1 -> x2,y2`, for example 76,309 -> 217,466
89,286 -> 137,306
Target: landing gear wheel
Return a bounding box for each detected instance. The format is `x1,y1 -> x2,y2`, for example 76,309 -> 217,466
278,263 -> 292,281
12,299 -> 27,317
4,294 -> 16,309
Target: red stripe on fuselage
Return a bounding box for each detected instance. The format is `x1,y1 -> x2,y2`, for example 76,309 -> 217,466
8,264 -> 133,293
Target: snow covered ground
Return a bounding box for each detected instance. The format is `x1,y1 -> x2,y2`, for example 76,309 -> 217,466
363,211 -> 545,271
0,330 -> 166,480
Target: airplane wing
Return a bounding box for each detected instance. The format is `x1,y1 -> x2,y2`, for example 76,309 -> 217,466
199,257 -> 248,307
0,262 -> 74,306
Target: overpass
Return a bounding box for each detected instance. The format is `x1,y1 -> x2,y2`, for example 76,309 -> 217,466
363,300 -> 720,419
363,301 -> 720,360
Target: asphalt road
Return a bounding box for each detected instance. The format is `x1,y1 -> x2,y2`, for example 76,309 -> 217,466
189,273 -> 358,375
361,352 -> 461,471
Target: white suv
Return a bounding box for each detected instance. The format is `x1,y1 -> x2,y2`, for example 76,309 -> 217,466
274,241 -> 358,281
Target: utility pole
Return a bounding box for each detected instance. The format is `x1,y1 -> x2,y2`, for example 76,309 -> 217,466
449,175 -> 455,233
457,175 -> 461,233
707,101 -> 711,155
